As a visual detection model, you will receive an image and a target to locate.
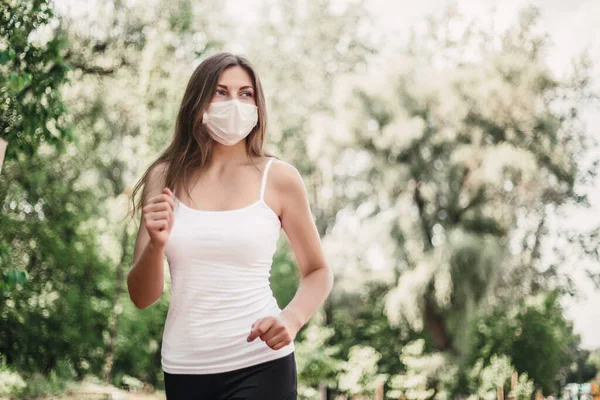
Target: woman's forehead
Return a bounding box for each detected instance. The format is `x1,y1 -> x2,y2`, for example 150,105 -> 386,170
218,66 -> 253,88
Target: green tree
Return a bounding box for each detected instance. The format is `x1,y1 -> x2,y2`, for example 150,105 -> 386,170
346,6 -> 595,357
0,0 -> 73,293
0,139 -> 113,378
324,5 -> 599,398
0,0 -> 72,160
468,290 -> 581,394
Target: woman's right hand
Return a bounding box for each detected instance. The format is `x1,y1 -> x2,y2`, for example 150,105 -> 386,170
143,188 -> 175,248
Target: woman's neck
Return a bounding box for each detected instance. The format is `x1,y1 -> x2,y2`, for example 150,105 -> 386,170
207,141 -> 254,168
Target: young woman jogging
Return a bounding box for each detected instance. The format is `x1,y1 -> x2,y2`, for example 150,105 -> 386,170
127,52 -> 333,400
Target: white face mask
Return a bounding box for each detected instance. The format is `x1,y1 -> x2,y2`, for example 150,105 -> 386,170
202,99 -> 258,146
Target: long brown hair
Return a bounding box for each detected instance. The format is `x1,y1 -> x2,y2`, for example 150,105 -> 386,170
128,52 -> 269,219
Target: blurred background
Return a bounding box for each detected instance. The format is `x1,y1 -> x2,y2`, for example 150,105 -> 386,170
1,0 -> 600,399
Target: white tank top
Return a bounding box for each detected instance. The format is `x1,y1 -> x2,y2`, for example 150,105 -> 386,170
161,157 -> 295,374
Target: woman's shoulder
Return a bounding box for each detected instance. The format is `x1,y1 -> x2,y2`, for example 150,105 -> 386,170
266,157 -> 305,194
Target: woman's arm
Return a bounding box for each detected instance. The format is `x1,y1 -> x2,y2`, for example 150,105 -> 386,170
247,160 -> 333,349
128,240 -> 167,309
276,161 -> 333,332
127,162 -> 174,310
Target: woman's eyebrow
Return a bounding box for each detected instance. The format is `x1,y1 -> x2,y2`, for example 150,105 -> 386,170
216,84 -> 254,91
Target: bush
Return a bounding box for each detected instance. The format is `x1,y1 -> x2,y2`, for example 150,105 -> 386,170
0,365 -> 26,396
7,358 -> 77,398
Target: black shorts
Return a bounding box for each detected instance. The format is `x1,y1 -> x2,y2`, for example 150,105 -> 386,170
163,352 -> 297,400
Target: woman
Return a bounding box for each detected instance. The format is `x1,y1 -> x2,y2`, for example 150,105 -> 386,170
126,52 -> 333,400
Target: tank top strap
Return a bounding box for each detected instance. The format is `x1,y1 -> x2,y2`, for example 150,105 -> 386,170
259,158 -> 276,201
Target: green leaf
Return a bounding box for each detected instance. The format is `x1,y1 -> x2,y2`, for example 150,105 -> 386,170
16,270 -> 27,284
17,76 -> 26,90
8,71 -> 19,83
0,51 -> 11,65
6,269 -> 17,286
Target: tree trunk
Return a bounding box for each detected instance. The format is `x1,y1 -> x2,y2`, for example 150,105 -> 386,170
376,382 -> 384,400
0,138 -> 7,175
424,294 -> 451,351
320,383 -> 328,400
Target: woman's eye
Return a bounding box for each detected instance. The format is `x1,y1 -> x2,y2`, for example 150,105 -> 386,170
216,89 -> 226,95
241,91 -> 253,97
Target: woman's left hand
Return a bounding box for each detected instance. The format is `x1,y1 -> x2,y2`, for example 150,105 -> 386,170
247,313 -> 298,350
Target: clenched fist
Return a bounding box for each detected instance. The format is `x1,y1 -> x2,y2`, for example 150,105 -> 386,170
247,313 -> 298,351
143,188 -> 175,248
